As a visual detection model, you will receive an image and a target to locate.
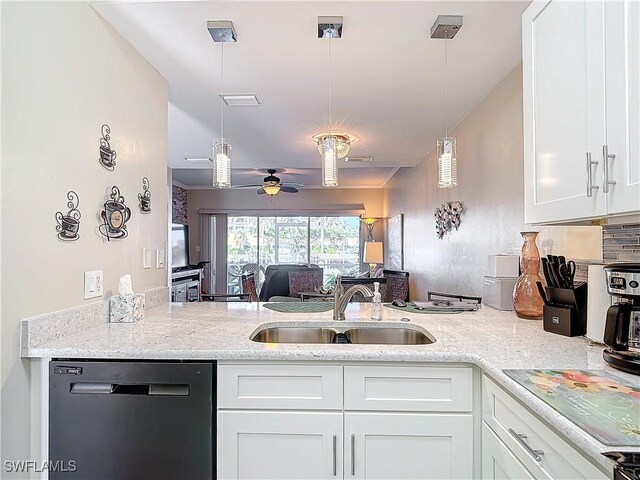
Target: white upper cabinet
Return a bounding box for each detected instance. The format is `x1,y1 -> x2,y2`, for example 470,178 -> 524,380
605,0 -> 640,215
523,0 -> 639,224
523,0 -> 607,224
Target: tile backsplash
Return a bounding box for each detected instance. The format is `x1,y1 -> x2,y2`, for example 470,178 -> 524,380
602,223 -> 640,262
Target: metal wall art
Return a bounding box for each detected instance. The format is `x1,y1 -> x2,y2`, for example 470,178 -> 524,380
99,186 -> 131,241
55,191 -> 81,241
98,124 -> 117,171
434,201 -> 463,239
138,177 -> 151,213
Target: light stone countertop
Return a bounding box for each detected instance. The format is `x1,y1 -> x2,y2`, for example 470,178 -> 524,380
22,301 -> 640,473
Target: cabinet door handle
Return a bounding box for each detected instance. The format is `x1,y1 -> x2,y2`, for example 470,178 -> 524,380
332,435 -> 337,476
586,152 -> 599,197
508,428 -> 544,462
351,434 -> 355,476
603,145 -> 616,193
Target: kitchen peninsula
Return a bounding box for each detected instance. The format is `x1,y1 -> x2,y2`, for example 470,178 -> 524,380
23,301 -> 640,478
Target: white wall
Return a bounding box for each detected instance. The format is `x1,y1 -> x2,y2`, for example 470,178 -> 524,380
1,3 -> 168,472
384,65 -> 602,299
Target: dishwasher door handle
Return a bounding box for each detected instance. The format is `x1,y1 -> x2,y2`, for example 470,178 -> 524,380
71,383 -> 190,396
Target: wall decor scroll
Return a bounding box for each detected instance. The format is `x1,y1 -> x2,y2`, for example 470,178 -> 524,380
138,177 -> 151,213
434,201 -> 463,239
98,124 -> 117,171
55,191 -> 81,241
99,186 -> 131,241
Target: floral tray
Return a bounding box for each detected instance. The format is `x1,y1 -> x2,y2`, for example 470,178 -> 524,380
503,369 -> 640,446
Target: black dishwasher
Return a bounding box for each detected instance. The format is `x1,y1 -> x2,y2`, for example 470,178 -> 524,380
49,360 -> 215,480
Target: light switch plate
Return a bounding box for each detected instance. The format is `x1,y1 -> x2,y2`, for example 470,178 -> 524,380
156,249 -> 165,269
84,270 -> 103,299
143,248 -> 152,269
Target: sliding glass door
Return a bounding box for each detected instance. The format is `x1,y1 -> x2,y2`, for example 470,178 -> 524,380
227,216 -> 257,293
227,215 -> 361,291
274,217 -> 309,264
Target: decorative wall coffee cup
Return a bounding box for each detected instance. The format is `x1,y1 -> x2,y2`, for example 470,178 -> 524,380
138,194 -> 151,213
98,124 -> 117,170
102,201 -> 131,232
55,191 -> 81,241
99,186 -> 129,241
57,214 -> 80,236
99,145 -> 117,167
138,177 -> 151,213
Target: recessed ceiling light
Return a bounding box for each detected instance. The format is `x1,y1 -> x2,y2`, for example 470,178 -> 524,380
220,94 -> 263,106
184,157 -> 213,162
345,156 -> 373,162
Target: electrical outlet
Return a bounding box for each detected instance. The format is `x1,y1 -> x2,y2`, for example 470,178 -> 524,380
156,249 -> 165,269
143,248 -> 152,269
195,245 -> 201,253
84,270 -> 103,299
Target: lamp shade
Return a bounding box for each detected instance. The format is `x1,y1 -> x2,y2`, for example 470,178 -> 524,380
363,241 -> 384,264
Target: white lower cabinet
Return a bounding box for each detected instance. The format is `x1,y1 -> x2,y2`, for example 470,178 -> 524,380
345,412 -> 473,479
218,363 -> 474,480
482,422 -> 534,480
481,375 -> 607,480
218,411 -> 343,479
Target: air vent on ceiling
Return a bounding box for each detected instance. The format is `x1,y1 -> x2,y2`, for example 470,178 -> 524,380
345,156 -> 373,162
220,94 -> 263,106
184,157 -> 213,162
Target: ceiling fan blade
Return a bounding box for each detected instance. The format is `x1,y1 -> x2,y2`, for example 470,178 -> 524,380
280,186 -> 299,193
256,188 -> 266,195
232,184 -> 265,189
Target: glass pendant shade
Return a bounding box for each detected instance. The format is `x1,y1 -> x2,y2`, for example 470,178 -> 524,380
263,185 -> 280,196
320,136 -> 339,187
213,140 -> 231,188
316,134 -> 350,159
437,137 -> 457,189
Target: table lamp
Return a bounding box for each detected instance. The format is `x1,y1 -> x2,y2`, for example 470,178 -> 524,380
363,241 -> 384,277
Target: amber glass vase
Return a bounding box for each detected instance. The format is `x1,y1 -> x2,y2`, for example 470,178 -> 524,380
513,231 -> 544,320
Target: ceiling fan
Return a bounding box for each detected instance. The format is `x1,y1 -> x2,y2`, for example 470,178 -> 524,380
233,169 -> 305,196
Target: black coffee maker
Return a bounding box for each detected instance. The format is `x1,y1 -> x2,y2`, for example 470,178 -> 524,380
603,263 -> 640,375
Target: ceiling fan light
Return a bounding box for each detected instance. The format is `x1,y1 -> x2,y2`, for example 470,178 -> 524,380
263,185 -> 281,196
213,140 -> 231,188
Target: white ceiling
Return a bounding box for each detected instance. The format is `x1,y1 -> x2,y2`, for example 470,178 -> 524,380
93,1 -> 528,188
172,166 -> 398,189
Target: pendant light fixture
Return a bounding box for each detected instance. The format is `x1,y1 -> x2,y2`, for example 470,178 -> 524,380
208,21 -> 237,188
317,16 -> 344,187
430,16 -> 462,189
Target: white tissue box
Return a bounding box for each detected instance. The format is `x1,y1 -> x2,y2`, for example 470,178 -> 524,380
109,293 -> 145,323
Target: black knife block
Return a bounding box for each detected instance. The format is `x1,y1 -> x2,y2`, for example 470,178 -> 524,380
543,282 -> 587,337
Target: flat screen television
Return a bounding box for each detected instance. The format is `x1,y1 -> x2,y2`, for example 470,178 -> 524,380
171,223 -> 190,269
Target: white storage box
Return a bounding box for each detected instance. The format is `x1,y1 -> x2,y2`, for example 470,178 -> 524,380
483,276 -> 517,311
487,255 -> 519,278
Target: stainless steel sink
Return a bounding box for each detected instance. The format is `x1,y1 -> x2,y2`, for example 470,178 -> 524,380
250,327 -> 336,344
344,327 -> 433,345
250,323 -> 435,345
